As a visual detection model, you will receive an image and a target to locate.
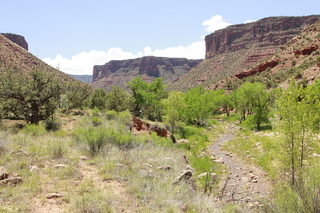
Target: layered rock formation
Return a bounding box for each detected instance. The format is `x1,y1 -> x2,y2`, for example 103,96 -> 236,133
1,33 -> 28,51
92,56 -> 202,91
169,15 -> 320,91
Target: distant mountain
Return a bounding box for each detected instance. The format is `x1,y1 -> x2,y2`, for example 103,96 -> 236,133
91,56 -> 202,91
169,15 -> 320,91
69,75 -> 92,83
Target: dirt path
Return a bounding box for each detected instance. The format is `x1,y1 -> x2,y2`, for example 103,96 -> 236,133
209,123 -> 271,206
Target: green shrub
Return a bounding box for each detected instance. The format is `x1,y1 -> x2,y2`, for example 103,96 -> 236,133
45,117 -> 61,131
73,126 -> 109,156
291,60 -> 297,66
91,116 -> 102,126
91,107 -> 100,116
105,110 -> 117,120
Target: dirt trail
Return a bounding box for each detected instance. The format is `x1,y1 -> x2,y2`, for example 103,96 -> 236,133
209,123 -> 271,204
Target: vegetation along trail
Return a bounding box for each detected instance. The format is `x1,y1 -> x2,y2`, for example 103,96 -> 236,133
209,122 -> 271,204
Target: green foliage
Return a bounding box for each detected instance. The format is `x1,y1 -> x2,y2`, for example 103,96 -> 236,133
0,69 -> 91,124
73,126 -> 109,156
91,116 -> 102,126
44,117 -> 62,131
161,91 -> 186,134
105,110 -> 117,120
20,124 -> 46,136
291,60 -> 297,66
90,88 -> 107,110
184,87 -> 225,125
128,76 -> 167,121
234,82 -> 271,129
276,80 -> 320,184
106,86 -> 134,112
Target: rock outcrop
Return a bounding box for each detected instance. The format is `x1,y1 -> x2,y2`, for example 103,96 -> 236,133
169,15 -> 320,91
234,59 -> 279,79
92,56 -> 202,92
131,116 -> 172,138
1,33 -> 28,51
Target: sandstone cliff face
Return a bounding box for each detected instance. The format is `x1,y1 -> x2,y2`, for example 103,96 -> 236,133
92,56 -> 202,91
205,16 -> 319,59
169,15 -> 320,91
1,33 -> 28,51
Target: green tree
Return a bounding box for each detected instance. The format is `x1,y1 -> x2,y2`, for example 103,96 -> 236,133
106,86 -> 134,112
91,89 -> 107,110
161,91 -> 186,134
0,70 -> 91,124
276,80 -> 319,185
184,87 -> 225,125
127,76 -> 167,121
0,70 -> 63,124
234,82 -> 270,129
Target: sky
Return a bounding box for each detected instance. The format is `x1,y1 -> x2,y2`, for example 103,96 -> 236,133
1,0 -> 319,75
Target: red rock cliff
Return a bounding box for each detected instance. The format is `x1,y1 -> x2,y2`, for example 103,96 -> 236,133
92,56 -> 202,91
1,33 -> 28,51
205,16 -> 319,59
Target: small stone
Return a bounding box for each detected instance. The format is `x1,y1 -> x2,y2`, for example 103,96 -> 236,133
157,166 -> 172,171
80,156 -> 88,160
52,164 -> 67,168
29,166 -> 39,172
143,163 -> 153,168
46,193 -> 63,199
173,170 -> 192,184
242,177 -> 250,182
252,179 -> 258,183
0,167 -> 9,180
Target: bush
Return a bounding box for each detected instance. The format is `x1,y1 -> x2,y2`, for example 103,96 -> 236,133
91,116 -> 102,126
45,117 -> 62,131
105,110 -> 117,120
73,126 -> 109,156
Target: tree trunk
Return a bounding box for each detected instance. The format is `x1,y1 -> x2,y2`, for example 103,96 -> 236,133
30,102 -> 39,125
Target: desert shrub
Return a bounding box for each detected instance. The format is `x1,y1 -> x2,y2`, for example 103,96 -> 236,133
45,117 -> 61,131
91,107 -> 100,116
73,126 -> 109,156
20,124 -> 46,136
292,60 -> 297,66
117,110 -> 132,126
105,110 -> 117,120
91,116 -> 102,126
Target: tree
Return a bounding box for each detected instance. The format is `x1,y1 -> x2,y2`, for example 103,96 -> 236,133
276,80 -> 319,185
0,70 -> 91,124
0,70 -> 63,124
127,76 -> 167,121
91,89 -> 107,110
106,86 -> 134,112
234,82 -> 270,129
184,87 -> 225,125
161,91 -> 186,134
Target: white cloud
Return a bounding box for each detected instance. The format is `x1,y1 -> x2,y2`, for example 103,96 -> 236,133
202,15 -> 231,33
245,19 -> 256,24
42,42 -> 205,75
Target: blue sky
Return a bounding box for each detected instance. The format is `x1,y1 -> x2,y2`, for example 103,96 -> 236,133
1,0 -> 319,75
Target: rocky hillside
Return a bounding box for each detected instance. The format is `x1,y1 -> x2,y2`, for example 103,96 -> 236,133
0,33 -> 74,82
91,56 -> 202,92
223,19 -> 320,90
1,33 -> 28,51
169,15 -> 320,91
